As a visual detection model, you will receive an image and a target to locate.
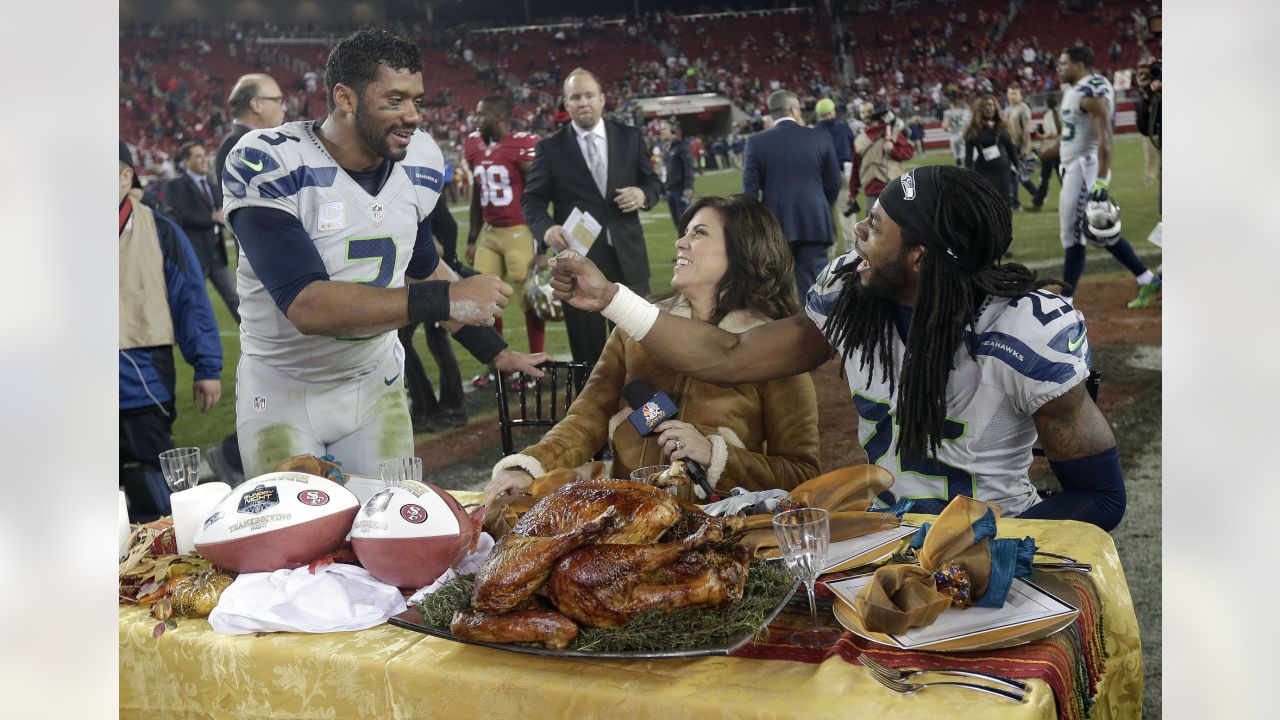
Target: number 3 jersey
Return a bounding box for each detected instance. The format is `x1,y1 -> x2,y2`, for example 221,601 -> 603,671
805,254 -> 1093,515
463,130 -> 537,228
222,120 -> 446,382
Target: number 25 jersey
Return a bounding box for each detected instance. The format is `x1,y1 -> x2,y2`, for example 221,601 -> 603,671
463,130 -> 537,228
805,253 -> 1092,515
222,120 -> 446,383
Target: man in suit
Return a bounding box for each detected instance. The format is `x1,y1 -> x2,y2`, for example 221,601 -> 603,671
742,89 -> 842,294
169,142 -> 239,322
522,68 -> 662,364
658,117 -> 695,233
215,73 -> 287,184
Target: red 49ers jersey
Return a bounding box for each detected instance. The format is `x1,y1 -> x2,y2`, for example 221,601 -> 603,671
463,130 -> 538,228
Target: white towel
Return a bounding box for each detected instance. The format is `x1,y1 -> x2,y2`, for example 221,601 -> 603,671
408,532 -> 495,604
209,563 -> 407,634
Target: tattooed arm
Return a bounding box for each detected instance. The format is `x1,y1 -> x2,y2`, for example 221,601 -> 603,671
1032,382 -> 1116,461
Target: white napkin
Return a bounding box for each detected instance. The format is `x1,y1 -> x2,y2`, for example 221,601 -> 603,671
408,532 -> 495,604
209,563 -> 407,634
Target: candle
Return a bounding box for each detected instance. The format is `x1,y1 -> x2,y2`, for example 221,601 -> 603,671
118,491 -> 132,560
171,482 -> 231,555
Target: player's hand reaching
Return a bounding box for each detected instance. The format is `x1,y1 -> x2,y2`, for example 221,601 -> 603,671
193,379 -> 222,413
449,274 -> 512,325
1089,178 -> 1110,203
543,225 -> 572,253
548,251 -> 616,312
491,350 -> 550,378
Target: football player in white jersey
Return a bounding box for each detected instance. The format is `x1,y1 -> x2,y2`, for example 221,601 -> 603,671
549,166 -> 1127,530
222,30 -> 547,478
1056,46 -> 1162,309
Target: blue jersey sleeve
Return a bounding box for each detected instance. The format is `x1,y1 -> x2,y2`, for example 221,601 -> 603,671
405,212 -> 442,280
229,206 -> 330,315
153,211 -> 222,381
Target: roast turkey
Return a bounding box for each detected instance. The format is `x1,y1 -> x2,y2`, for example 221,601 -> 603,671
454,479 -> 750,647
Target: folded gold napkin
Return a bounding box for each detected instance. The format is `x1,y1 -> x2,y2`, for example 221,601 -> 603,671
740,465 -> 901,559
853,495 -> 1035,634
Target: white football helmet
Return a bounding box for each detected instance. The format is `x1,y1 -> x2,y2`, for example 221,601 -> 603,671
1083,198 -> 1122,241
526,267 -> 564,321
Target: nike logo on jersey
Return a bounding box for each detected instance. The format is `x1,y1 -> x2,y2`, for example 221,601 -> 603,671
240,156 -> 264,171
384,373 -> 400,386
1067,330 -> 1087,353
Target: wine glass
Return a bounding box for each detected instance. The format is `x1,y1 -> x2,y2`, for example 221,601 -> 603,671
380,456 -> 423,487
772,507 -> 845,648
158,447 -> 201,492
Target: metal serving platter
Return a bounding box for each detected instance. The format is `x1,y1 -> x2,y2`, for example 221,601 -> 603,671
388,577 -> 800,660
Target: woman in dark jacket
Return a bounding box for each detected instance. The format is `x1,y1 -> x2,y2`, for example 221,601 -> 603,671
963,94 -> 1020,217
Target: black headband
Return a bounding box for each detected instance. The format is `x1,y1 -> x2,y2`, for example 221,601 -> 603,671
878,166 -> 991,273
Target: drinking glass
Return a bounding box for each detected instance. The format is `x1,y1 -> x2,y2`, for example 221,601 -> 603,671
159,447 -> 201,492
380,456 -> 423,486
772,507 -> 845,648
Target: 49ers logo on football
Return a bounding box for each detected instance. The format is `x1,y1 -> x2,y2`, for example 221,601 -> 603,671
400,504 -> 428,524
297,489 -> 330,507
237,485 -> 280,514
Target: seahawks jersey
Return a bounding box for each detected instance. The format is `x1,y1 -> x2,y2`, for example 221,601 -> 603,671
1060,73 -> 1114,165
463,130 -> 538,228
943,107 -> 970,138
222,120 -> 446,383
804,253 -> 1092,516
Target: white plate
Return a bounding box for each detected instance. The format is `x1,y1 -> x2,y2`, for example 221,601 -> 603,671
824,571 -> 1080,652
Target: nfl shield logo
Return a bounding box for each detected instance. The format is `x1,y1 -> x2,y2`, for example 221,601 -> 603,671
253,395 -> 267,413
370,203 -> 384,224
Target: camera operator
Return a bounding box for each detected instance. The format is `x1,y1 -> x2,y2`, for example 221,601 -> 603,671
848,101 -> 914,233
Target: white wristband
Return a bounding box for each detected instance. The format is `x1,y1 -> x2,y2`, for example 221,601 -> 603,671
601,283 -> 659,341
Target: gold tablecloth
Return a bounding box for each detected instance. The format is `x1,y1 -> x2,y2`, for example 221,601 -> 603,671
120,499 -> 1142,720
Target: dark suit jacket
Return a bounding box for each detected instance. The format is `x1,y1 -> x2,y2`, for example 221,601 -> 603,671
522,120 -> 662,287
166,173 -> 226,271
742,120 -> 842,246
664,138 -> 696,193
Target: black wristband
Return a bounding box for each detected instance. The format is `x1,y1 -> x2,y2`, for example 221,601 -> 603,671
456,265 -> 481,279
452,325 -> 508,365
406,280 -> 451,325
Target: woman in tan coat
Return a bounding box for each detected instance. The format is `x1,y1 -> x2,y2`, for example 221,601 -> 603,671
483,195 -> 820,504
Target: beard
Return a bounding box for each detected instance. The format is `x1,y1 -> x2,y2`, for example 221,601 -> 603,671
853,245 -> 913,302
354,102 -> 411,162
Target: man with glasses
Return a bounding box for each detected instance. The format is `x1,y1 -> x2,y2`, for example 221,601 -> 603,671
203,73 -> 287,486
215,74 -> 288,184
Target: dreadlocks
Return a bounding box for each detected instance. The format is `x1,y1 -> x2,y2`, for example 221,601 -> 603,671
823,166 -> 1059,459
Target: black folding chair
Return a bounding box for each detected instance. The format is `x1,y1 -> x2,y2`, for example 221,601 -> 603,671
1032,369 -> 1102,458
495,360 -> 596,456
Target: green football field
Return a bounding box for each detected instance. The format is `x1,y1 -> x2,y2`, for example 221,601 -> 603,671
171,134 -> 1160,451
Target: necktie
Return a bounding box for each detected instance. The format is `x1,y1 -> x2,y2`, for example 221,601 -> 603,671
585,133 -> 606,197
199,178 -> 213,205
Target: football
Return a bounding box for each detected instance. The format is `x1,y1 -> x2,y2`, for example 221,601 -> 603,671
350,480 -> 476,590
193,472 -> 360,573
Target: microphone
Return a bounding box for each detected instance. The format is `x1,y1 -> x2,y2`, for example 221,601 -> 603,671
621,380 -> 718,501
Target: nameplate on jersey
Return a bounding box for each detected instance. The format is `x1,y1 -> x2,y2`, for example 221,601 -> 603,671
318,202 -> 345,231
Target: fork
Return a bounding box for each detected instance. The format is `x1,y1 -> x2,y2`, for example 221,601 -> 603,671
866,668 -> 1026,702
861,655 -> 1028,692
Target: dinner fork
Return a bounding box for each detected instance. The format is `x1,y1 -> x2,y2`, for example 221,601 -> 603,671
865,661 -> 1024,702
860,655 -> 1028,692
